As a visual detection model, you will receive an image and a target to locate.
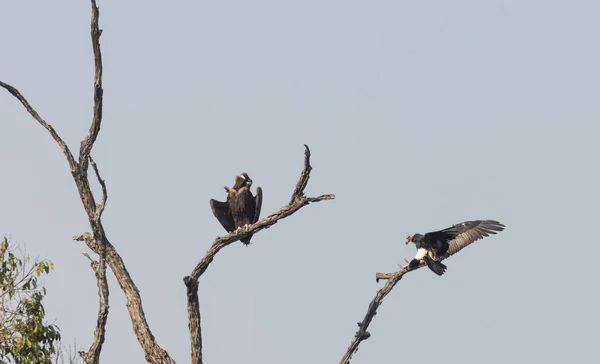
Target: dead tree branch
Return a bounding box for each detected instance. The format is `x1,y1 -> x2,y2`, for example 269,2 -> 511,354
0,80 -> 78,174
339,262 -> 427,364
1,1 -> 174,362
79,0 -> 103,173
77,242 -> 109,364
89,156 -> 107,218
290,144 -> 312,203
184,144 -> 335,364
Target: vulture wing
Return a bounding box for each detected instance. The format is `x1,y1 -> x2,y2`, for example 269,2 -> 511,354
438,220 -> 505,261
253,187 -> 263,224
209,199 -> 235,232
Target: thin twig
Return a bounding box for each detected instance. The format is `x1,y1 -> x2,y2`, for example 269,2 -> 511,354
89,156 -> 107,218
184,145 -> 335,364
339,263 -> 426,364
290,144 -> 312,203
0,81 -> 78,174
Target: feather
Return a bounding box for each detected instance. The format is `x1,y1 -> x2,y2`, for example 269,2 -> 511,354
408,219 -> 505,276
439,220 -> 505,260
209,199 -> 235,232
254,187 -> 263,224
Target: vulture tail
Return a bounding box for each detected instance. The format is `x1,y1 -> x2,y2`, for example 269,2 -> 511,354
424,257 -> 447,276
241,234 -> 253,246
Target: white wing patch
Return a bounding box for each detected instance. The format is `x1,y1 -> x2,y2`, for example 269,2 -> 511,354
414,248 -> 429,260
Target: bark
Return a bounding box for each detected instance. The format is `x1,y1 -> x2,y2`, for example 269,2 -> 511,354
338,262 -> 426,364
77,235 -> 109,364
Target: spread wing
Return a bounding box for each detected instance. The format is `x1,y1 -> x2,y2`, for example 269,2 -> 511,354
209,199 -> 235,232
439,220 -> 505,261
253,187 -> 263,224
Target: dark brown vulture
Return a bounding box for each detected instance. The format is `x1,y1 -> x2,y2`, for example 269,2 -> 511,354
403,220 -> 505,276
209,173 -> 263,245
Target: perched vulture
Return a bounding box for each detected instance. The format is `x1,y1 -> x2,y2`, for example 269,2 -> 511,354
403,220 -> 505,276
210,173 -> 263,245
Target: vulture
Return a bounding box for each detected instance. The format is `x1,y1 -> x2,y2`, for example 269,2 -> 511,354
210,173 -> 263,245
403,220 -> 505,276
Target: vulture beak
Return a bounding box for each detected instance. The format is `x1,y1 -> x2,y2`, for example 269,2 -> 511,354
405,235 -> 411,245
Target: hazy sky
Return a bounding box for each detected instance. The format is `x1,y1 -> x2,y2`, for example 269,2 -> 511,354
1,1 -> 599,363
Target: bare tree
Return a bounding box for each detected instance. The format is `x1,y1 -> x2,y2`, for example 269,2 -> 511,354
1,1 -> 334,363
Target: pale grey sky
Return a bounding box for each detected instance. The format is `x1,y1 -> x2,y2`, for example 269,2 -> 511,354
1,1 -> 599,363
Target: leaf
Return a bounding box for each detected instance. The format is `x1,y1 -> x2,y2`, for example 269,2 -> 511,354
0,237 -> 7,254
0,237 -> 61,363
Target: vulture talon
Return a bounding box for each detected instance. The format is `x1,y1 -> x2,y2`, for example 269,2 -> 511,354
399,258 -> 411,269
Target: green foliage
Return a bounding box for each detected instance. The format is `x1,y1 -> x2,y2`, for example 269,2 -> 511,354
0,236 -> 61,364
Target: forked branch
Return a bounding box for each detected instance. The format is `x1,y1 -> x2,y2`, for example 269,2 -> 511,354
339,263 -> 426,364
1,1 -> 174,363
184,144 -> 335,364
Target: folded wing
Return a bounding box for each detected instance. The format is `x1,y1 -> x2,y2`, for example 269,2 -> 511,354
253,187 -> 263,223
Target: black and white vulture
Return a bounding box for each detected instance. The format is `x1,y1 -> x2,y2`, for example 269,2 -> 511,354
403,220 -> 505,276
210,173 -> 263,245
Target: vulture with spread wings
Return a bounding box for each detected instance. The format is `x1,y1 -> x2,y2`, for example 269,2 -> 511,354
210,173 -> 263,245
403,220 -> 505,276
